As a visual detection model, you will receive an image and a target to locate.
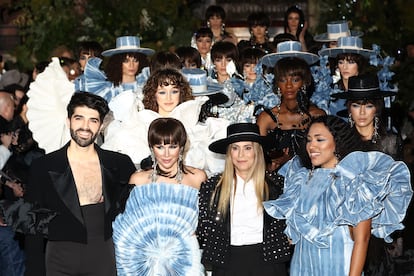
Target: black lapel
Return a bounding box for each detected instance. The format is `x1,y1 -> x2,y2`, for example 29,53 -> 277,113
48,167 -> 84,225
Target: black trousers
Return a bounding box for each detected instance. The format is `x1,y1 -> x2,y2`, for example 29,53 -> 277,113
212,243 -> 288,276
45,238 -> 116,276
45,203 -> 115,276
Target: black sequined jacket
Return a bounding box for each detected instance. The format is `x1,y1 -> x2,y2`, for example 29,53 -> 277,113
196,172 -> 292,268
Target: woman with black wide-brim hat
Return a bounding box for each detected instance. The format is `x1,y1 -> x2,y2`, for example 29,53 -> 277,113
197,123 -> 291,275
331,74 -> 401,159
332,74 -> 404,275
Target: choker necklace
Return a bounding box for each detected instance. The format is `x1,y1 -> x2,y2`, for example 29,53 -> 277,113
286,105 -> 300,113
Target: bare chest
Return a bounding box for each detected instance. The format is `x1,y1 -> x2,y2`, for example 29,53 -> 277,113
70,160 -> 103,206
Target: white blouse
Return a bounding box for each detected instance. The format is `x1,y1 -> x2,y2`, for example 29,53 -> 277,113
230,174 -> 264,246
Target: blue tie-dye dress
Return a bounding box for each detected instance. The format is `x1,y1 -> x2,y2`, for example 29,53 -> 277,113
264,151 -> 413,275
113,183 -> 204,276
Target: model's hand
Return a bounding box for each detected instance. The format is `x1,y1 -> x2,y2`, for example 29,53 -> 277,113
5,180 -> 24,197
298,21 -> 308,52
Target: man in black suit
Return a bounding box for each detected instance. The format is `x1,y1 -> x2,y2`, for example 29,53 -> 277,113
24,92 -> 136,276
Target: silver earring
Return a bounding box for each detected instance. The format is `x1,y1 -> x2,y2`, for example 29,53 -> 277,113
372,116 -> 379,144
301,85 -> 306,94
308,166 -> 315,180
207,21 -> 211,28
348,113 -> 354,128
276,87 -> 281,97
150,149 -> 158,182
221,23 -> 225,33
175,150 -> 183,183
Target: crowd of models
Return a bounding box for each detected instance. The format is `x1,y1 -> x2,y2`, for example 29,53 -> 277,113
0,4 -> 414,276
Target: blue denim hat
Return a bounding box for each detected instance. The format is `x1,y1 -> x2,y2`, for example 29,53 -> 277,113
261,41 -> 319,67
318,36 -> 374,58
314,21 -> 363,42
102,36 -> 155,56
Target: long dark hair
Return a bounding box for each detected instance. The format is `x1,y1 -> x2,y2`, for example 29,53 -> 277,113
104,52 -> 148,86
284,6 -> 305,38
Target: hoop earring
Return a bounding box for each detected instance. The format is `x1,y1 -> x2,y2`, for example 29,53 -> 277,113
150,149 -> 158,182
207,21 -> 211,28
372,116 -> 379,144
221,23 -> 225,34
348,113 -> 354,128
175,150 -> 183,183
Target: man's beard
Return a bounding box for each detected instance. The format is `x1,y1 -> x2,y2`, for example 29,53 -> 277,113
70,128 -> 98,147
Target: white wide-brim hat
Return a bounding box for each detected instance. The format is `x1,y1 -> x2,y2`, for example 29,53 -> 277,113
318,36 -> 374,58
102,36 -> 155,57
314,20 -> 363,42
261,41 -> 319,67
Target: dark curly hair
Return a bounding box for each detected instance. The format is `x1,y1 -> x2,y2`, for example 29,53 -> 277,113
299,115 -> 363,169
104,52 -> 149,86
142,68 -> 193,112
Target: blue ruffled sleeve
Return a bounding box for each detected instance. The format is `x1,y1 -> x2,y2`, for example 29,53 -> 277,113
334,151 -> 412,242
263,156 -> 308,222
74,57 -> 116,102
263,151 -> 412,246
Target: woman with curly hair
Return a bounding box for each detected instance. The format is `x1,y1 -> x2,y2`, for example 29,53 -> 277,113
264,115 -> 412,275
102,68 -> 228,175
142,68 -> 193,115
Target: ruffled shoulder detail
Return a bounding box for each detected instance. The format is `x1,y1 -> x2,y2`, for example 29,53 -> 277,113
113,183 -> 204,276
263,156 -> 308,219
333,151 -> 412,242
170,97 -> 208,128
75,57 -> 111,94
265,151 -> 412,247
27,57 -> 73,154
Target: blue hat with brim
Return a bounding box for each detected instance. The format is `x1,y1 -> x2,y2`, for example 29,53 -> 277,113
102,36 -> 155,57
181,68 -> 224,96
318,36 -> 374,58
314,20 -> 363,42
261,41 -> 319,67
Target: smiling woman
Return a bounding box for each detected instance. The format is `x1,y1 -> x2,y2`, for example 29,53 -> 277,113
197,123 -> 291,275
112,117 -> 207,275
263,115 -> 413,275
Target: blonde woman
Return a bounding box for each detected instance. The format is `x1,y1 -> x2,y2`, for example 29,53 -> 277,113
197,123 -> 291,275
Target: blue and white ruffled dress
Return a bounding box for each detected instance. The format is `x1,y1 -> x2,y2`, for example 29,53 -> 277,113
264,151 -> 413,276
113,183 -> 204,276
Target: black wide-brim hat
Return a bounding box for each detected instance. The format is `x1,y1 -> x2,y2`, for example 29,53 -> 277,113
331,74 -> 396,100
209,123 -> 264,154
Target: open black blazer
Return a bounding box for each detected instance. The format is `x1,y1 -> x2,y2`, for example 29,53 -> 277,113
24,142 -> 136,243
